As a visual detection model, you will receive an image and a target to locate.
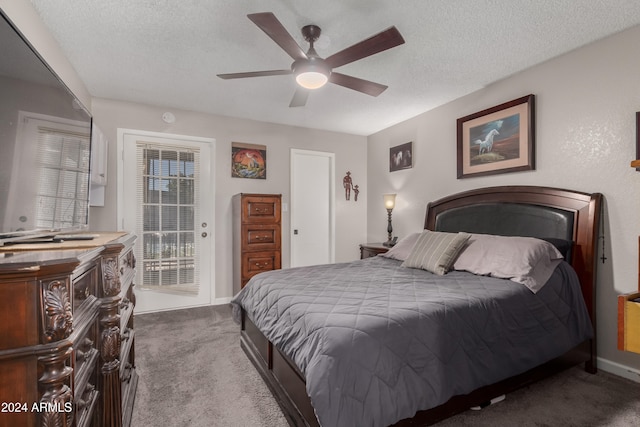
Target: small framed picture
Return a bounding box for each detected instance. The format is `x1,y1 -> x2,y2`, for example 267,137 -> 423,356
390,141 -> 413,172
457,94 -> 535,179
231,142 -> 266,179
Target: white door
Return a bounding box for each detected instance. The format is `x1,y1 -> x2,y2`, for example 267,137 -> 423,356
290,149 -> 335,267
119,129 -> 214,313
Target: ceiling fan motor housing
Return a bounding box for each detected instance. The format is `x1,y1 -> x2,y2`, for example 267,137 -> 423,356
292,56 -> 331,76
302,24 -> 322,43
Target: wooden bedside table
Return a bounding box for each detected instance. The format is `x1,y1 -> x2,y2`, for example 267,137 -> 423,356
360,243 -> 390,259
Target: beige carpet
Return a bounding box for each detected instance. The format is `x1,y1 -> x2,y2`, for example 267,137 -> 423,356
132,304 -> 640,426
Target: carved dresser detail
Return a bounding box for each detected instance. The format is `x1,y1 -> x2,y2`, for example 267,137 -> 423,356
0,232 -> 137,427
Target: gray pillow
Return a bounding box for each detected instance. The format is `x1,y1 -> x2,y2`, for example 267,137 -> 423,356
452,233 -> 563,293
380,232 -> 421,261
402,230 -> 470,275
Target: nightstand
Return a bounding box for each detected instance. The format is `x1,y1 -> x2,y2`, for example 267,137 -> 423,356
360,243 -> 390,259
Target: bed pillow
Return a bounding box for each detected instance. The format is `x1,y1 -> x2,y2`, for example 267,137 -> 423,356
401,230 -> 470,275
452,234 -> 564,293
541,237 -> 574,262
379,232 -> 421,261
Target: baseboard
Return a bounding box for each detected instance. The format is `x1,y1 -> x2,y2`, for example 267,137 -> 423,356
214,297 -> 232,305
597,357 -> 640,383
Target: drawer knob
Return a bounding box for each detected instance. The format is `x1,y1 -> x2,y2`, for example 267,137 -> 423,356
76,398 -> 86,410
123,363 -> 133,382
120,298 -> 131,310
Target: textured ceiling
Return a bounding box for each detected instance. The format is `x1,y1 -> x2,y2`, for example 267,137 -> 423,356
28,0 -> 640,136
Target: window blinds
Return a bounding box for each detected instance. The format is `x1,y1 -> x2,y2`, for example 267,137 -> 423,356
135,142 -> 201,295
35,125 -> 90,229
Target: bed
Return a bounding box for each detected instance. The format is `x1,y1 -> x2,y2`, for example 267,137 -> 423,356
230,186 -> 602,427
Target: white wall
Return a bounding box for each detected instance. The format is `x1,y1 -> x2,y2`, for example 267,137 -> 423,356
367,25 -> 640,378
89,98 -> 368,301
0,1 -> 91,110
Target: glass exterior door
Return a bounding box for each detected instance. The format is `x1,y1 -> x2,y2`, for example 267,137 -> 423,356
120,130 -> 213,313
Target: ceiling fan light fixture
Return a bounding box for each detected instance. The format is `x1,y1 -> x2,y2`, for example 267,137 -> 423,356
296,71 -> 329,89
293,58 -> 331,90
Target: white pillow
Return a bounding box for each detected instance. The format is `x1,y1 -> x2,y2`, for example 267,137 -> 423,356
402,230 -> 470,275
453,234 -> 563,293
379,232 -> 421,261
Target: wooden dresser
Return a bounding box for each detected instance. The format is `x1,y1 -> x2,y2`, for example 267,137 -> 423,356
232,194 -> 282,293
0,232 -> 137,427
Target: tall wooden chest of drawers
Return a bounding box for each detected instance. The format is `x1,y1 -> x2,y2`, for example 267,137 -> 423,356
0,232 -> 137,427
232,194 -> 282,293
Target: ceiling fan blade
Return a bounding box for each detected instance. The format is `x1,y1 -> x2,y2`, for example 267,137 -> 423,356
217,69 -> 292,79
325,26 -> 405,69
289,87 -> 310,107
248,12 -> 308,60
329,72 -> 388,97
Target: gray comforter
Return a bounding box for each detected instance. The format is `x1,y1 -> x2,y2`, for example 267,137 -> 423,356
230,256 -> 593,427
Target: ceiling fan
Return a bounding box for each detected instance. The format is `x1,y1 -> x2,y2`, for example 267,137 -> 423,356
217,12 -> 405,107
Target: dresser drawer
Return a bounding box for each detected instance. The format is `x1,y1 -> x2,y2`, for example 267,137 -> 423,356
75,382 -> 99,427
242,195 -> 281,223
74,264 -> 99,313
120,297 -> 135,332
242,251 -> 281,282
242,224 -> 281,250
120,327 -> 135,377
74,324 -> 99,394
71,302 -> 99,427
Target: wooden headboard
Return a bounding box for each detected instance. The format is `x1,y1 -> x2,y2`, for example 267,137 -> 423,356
424,186 -> 602,328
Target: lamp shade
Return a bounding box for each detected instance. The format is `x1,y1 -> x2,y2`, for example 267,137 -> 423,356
383,194 -> 396,210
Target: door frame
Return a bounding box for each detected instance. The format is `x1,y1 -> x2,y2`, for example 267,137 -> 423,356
290,148 -> 335,267
117,128 -> 216,312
